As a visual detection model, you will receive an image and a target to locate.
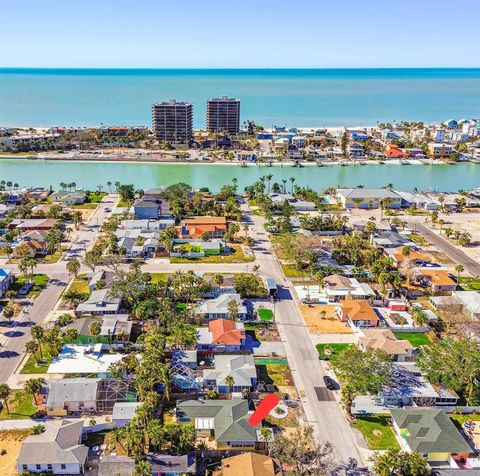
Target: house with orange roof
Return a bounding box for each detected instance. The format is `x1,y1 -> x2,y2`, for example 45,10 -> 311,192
336,299 -> 379,329
178,216 -> 227,239
196,318 -> 247,352
385,144 -> 406,159
414,269 -> 457,294
219,453 -> 283,476
388,248 -> 434,267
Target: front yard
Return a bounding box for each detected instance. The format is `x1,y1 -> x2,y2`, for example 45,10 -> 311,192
394,332 -> 431,347
0,390 -> 38,420
458,277 -> 480,292
11,274 -> 49,298
316,343 -> 352,360
351,414 -> 400,450
20,349 -> 55,374
280,264 -> 310,278
256,364 -> 294,386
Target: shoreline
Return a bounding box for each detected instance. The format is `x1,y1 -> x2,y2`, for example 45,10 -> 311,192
0,154 -> 465,167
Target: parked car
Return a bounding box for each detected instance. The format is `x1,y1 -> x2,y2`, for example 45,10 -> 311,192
18,282 -> 33,296
323,375 -> 336,390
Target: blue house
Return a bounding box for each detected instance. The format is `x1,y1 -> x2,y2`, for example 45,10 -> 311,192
0,268 -> 13,298
133,200 -> 160,219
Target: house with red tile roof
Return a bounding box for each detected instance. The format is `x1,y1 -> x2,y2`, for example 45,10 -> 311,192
196,319 -> 247,352
385,144 -> 406,159
336,299 -> 379,329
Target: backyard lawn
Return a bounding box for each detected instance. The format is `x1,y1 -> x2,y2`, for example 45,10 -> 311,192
458,277 -> 480,292
280,264 -> 309,278
171,244 -> 254,264
450,413 -> 480,429
316,343 -> 351,360
12,274 -> 49,298
394,332 -> 431,347
20,350 -> 54,374
0,390 -> 38,420
256,364 -> 294,386
258,309 -> 273,321
351,415 -> 400,450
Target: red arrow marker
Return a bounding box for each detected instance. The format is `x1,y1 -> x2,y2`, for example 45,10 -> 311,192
249,393 -> 280,426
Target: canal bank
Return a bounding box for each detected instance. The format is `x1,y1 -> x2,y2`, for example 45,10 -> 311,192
0,158 -> 478,192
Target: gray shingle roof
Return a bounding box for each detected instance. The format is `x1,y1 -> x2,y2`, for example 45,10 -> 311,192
47,378 -> 100,410
390,409 -> 471,454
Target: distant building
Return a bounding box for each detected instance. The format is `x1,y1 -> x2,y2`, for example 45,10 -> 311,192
152,99 -> 193,145
206,96 -> 240,135
427,142 -> 455,158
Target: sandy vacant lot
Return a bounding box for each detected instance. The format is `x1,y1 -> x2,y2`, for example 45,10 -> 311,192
300,304 -> 352,334
0,430 -> 29,475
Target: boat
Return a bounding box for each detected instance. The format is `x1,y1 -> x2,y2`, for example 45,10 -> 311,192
359,161 -> 367,165
401,159 -> 411,165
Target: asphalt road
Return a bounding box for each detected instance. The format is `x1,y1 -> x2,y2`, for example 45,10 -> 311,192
412,222 -> 480,277
242,203 -> 364,466
0,195 -> 117,383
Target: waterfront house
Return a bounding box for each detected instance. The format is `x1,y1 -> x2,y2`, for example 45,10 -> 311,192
427,142 -> 455,158
322,274 -> 374,300
348,142 -> 365,158
195,293 -> 247,320
50,191 -> 87,206
388,248 -> 435,267
133,199 -> 161,220
269,193 -> 316,211
390,408 -> 471,465
176,399 -> 260,450
385,144 -> 406,159
203,354 -> 257,393
358,329 -> 413,361
337,188 -> 402,210
336,299 -> 379,329
196,319 -> 247,352
76,288 -> 121,316
0,267 -> 13,298
17,419 -> 88,475
433,129 -> 446,142
397,191 -> 439,210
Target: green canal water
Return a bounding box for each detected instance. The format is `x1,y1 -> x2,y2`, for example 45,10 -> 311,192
0,159 -> 478,192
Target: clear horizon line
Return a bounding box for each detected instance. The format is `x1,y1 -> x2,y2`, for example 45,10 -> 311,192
1,66 -> 479,70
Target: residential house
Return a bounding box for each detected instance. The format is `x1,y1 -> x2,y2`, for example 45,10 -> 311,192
120,218 -> 175,230
379,363 -> 459,408
370,230 -> 416,249
87,270 -> 105,292
398,191 -> 440,210
172,350 -> 198,369
100,314 -> 132,342
337,188 -> 402,209
358,329 -> 414,361
336,300 -> 379,329
171,239 -> 226,258
197,319 -> 247,352
116,229 -> 160,258
47,344 -> 123,376
9,218 -> 59,231
203,354 -> 257,393
322,274 -> 374,301
44,378 -> 100,416
196,293 -> 247,320
388,248 -> 435,267
221,453 -> 283,476
414,270 -> 457,294
176,399 -> 260,450
112,402 -> 142,428
147,453 -> 196,475
390,409 -> 471,465
17,419 -> 88,475
0,267 -> 13,298
76,288 -> 121,315
50,191 -> 86,206
269,193 -> 316,211
348,142 -> 364,158
133,199 -> 161,219
179,216 -> 227,239
98,455 -> 135,476
14,239 -> 47,257
428,142 -> 455,158
431,291 -> 480,319
385,144 -> 406,159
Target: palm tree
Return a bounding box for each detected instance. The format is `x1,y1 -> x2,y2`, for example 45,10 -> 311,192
107,181 -> 112,192
24,378 -> 44,399
266,174 -> 273,194
227,300 -> 239,320
105,428 -> 126,451
224,375 -> 235,392
341,384 -> 356,420
260,427 -> 272,455
455,264 -> 465,280
132,460 -> 152,476
0,384 -> 11,413
89,321 -> 101,337
159,366 -> 173,402
25,341 -> 40,365
31,325 -> 45,361
289,176 -> 295,193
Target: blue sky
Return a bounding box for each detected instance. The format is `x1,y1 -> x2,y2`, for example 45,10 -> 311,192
1,0 -> 479,68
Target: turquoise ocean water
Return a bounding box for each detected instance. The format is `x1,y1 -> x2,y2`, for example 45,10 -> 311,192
0,68 -> 479,128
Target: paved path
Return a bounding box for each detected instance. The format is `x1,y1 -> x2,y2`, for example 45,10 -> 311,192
243,203 -> 364,466
0,195 -> 117,383
412,222 -> 480,277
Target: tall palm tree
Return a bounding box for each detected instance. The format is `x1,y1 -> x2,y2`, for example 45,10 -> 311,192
31,325 -> 45,361
159,366 -> 173,402
289,176 -> 295,193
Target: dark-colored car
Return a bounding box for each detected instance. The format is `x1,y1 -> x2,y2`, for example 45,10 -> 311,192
323,375 -> 336,390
